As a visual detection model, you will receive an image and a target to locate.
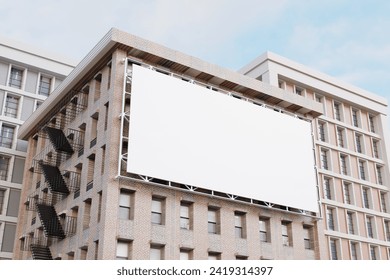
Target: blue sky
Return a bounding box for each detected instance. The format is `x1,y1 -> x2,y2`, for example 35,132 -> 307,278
1,0 -> 390,100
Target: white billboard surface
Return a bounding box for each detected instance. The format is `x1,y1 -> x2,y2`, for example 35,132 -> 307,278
128,65 -> 318,212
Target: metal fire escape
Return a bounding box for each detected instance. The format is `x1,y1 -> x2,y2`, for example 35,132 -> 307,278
23,91 -> 87,260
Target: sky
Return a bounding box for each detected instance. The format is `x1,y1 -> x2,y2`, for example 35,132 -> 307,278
1,0 -> 390,101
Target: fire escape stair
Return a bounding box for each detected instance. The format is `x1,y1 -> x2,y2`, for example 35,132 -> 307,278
39,162 -> 70,195
45,126 -> 74,154
36,203 -> 66,239
30,244 -> 53,260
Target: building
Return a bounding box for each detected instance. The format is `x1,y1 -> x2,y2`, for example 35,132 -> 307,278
13,28 -> 389,260
0,37 -> 75,259
240,52 -> 390,260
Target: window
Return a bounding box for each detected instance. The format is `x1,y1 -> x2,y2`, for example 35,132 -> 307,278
236,255 -> 248,260
0,189 -> 4,214
327,208 -> 336,231
8,67 -> 23,89
358,160 -> 367,180
315,93 -> 323,103
116,240 -> 131,260
151,197 -> 164,225
94,240 -> 99,260
352,109 -> 359,127
0,156 -> 10,181
83,199 -> 92,230
97,191 -> 102,223
376,165 -> 383,185
303,225 -> 313,250
234,212 -> 245,239
321,149 -> 329,170
380,192 -> 388,213
347,212 -> 356,234
119,190 -> 133,220
323,177 -> 333,200
340,154 -> 348,175
330,239 -> 339,260
259,217 -> 270,242
107,62 -> 112,90
180,202 -> 191,230
281,221 -> 292,246
0,125 -> 15,148
336,127 -> 345,148
94,74 -> 102,102
366,216 -> 374,238
372,139 -> 379,158
362,187 -> 371,209
278,80 -> 285,89
180,249 -> 193,260
355,133 -> 363,153
208,207 -> 220,234
343,182 -> 352,204
80,247 -> 88,260
294,86 -> 303,96
208,252 -> 221,260
4,95 -> 19,118
104,102 -> 109,131
370,245 -> 378,260
35,101 -> 43,111
38,75 -> 51,96
318,121 -> 326,142
101,145 -> 106,175
333,102 -> 342,121
150,245 -> 164,260
384,220 -> 390,242
369,114 -> 375,133
350,242 -> 359,260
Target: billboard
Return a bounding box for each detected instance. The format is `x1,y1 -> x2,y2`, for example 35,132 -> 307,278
128,65 -> 318,212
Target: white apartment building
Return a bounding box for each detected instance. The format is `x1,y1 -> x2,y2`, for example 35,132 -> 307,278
0,36 -> 75,259
240,52 -> 390,259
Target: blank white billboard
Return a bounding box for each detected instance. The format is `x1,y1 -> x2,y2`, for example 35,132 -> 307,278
128,65 -> 318,212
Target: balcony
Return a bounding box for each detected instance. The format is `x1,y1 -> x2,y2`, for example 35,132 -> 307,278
20,236 -> 53,260
31,128 -> 85,172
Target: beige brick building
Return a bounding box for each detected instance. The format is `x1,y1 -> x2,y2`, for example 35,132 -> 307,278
13,28 -> 390,260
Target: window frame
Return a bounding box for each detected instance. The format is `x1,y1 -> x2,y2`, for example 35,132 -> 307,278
151,197 -> 165,225
116,240 -> 132,260
207,207 -> 220,234
339,153 -> 349,176
3,94 -> 20,119
329,238 -> 339,260
37,73 -> 53,97
303,225 -> 314,250
0,155 -> 10,181
320,148 -> 330,170
343,181 -> 354,205
351,108 -> 360,127
180,201 -> 192,230
0,123 -> 16,149
318,121 -> 327,142
234,211 -> 246,239
358,160 -> 368,181
281,220 -> 292,247
354,133 -> 364,154
119,189 -> 133,220
333,101 -> 343,121
259,216 -> 270,243
362,187 -> 372,209
323,176 -> 334,200
336,126 -> 346,148
8,66 -> 25,89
